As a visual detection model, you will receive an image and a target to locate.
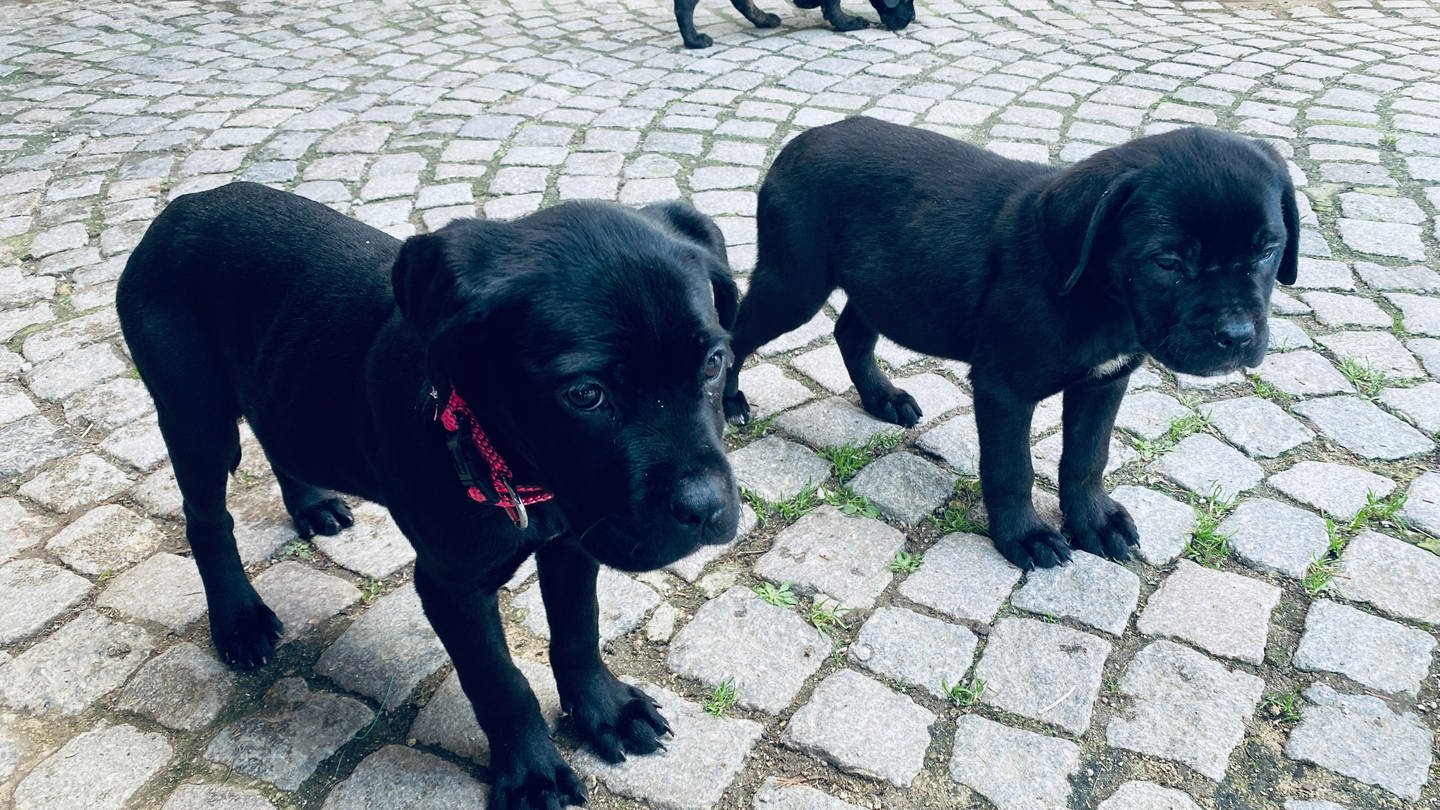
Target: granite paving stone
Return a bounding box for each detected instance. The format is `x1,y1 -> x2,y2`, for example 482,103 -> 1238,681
1268,461 -> 1396,522
1316,331 -> 1425,379
1336,219 -> 1427,260
0,610 -> 153,717
949,714 -> 1081,810
1115,391 -> 1193,440
574,683 -> 763,810
1149,434 -> 1263,501
773,397 -> 899,450
1110,485 -> 1195,565
1137,560 -> 1281,664
98,417 -> 168,470
516,565 -> 661,644
0,558 -> 90,643
1409,337 -> 1440,376
1032,433 -> 1137,488
736,363 -> 816,419
1106,640 -> 1265,781
204,677 -> 372,791
1097,782 -> 1201,809
975,617 -> 1112,736
1200,397 -> 1314,458
311,500 -> 416,579
314,584 -> 448,704
1286,683 -> 1433,801
1387,292 -> 1440,336
409,659 -> 561,764
1378,382 -> 1440,435
755,505 -> 903,609
1011,551 -> 1140,635
117,641 -> 235,732
19,453 -> 132,514
1218,498 -> 1330,578
847,451 -> 956,524
161,784 -> 276,810
668,586 -> 829,714
847,605 -> 978,699
1293,599 -> 1436,697
916,413 -> 982,475
751,778 -> 864,810
1255,351 -> 1355,397
321,745 -> 488,809
1354,261 -> 1440,292
791,345 -> 855,394
12,723 -> 172,810
45,503 -> 164,575
899,532 -> 1022,623
252,560 -> 361,644
1334,530 -> 1440,624
1399,471 -> 1440,538
783,670 -> 935,788
1266,317 -> 1313,351
96,551 -> 206,630
891,372 -> 969,425
728,436 -> 832,503
1292,395 -> 1434,459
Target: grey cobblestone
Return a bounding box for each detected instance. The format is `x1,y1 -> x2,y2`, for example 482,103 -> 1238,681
321,745 -> 488,808
95,551 -> 205,631
975,617 -> 1111,736
847,451 -> 955,525
45,503 -> 163,575
1200,397 -> 1314,458
949,714 -> 1081,810
898,532 -> 1021,623
1137,560 -> 1281,664
0,558 -> 90,644
1111,485 -> 1195,565
13,723 -> 171,810
783,670 -> 934,788
117,641 -> 234,732
1011,551 -> 1139,636
0,611 -> 153,717
315,585 -> 447,704
1292,395 -> 1434,459
1218,498 -> 1330,579
204,677 -> 371,791
1293,599 -> 1436,697
755,506 -> 903,608
410,660 -> 560,764
1149,434 -> 1263,501
1097,782 -> 1200,809
1334,530 -> 1440,625
728,436 -> 831,503
847,605 -> 977,699
1286,683 -> 1433,801
1268,461 -> 1396,522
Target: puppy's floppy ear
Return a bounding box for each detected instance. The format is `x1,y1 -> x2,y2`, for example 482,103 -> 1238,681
1252,139 -> 1300,286
640,200 -> 740,330
1043,166 -> 1138,297
391,221 -> 513,387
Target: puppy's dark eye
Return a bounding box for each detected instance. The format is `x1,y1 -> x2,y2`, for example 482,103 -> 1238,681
703,349 -> 727,382
1154,257 -> 1182,273
1256,247 -> 1277,263
564,383 -> 605,411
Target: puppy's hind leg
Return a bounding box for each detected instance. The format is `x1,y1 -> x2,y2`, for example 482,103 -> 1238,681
724,261 -> 833,425
816,0 -> 870,30
128,337 -> 282,668
729,0 -> 782,28
673,0 -> 714,48
836,305 -> 921,427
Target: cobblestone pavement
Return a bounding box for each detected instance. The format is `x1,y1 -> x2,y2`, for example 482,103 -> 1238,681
1,0 -> 1438,807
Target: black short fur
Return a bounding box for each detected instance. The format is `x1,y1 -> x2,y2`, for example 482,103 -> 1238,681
724,117 -> 1298,570
672,0 -> 913,49
117,183 -> 741,810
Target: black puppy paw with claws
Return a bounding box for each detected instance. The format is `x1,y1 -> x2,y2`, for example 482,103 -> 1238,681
210,596 -> 282,669
489,744 -> 588,810
862,389 -> 922,428
723,391 -> 751,426
1064,497 -> 1140,560
565,676 -> 672,763
292,496 -> 353,539
996,527 -> 1073,571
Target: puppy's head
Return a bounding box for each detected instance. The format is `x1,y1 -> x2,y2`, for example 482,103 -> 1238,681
1044,127 -> 1299,377
393,201 -> 741,571
869,0 -> 915,30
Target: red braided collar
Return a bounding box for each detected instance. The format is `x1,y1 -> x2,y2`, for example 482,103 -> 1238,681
436,388 -> 554,529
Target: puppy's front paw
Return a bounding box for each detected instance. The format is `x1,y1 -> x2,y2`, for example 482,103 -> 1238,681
489,743 -> 587,810
1064,496 -> 1140,561
827,14 -> 871,31
723,391 -> 752,426
683,32 -> 714,48
292,496 -> 353,538
994,527 -> 1072,571
210,596 -> 282,669
871,390 -> 921,428
565,675 -> 672,763
755,11 -> 782,27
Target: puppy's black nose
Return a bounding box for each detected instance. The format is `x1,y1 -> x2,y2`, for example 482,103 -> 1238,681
670,472 -> 736,544
1213,319 -> 1255,350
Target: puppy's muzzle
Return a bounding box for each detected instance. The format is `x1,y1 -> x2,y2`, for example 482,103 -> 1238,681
670,470 -> 738,546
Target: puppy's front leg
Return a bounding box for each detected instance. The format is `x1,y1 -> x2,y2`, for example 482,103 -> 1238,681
537,540 -> 671,762
1058,374 -> 1140,560
413,563 -> 586,810
974,385 -> 1072,570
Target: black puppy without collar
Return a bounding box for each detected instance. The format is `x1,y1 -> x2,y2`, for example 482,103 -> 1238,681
118,183 -> 741,809
672,0 -> 914,49
724,117 -> 1298,570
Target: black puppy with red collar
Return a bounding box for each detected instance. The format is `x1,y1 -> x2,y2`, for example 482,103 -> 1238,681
118,183 -> 740,809
673,0 -> 914,49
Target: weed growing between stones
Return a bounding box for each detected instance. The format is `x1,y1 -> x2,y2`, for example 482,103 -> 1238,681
752,580 -> 797,608
704,678 -> 738,718
1185,491 -> 1235,568
942,675 -> 986,707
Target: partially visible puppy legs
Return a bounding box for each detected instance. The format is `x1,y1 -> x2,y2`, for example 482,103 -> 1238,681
729,0 -> 782,29
414,563 -> 587,810
538,541 -> 671,763
816,0 -> 870,30
673,0 -> 714,48
1059,375 -> 1140,560
724,266 -> 832,424
270,466 -> 354,539
835,305 -> 921,427
973,384 -> 1072,570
